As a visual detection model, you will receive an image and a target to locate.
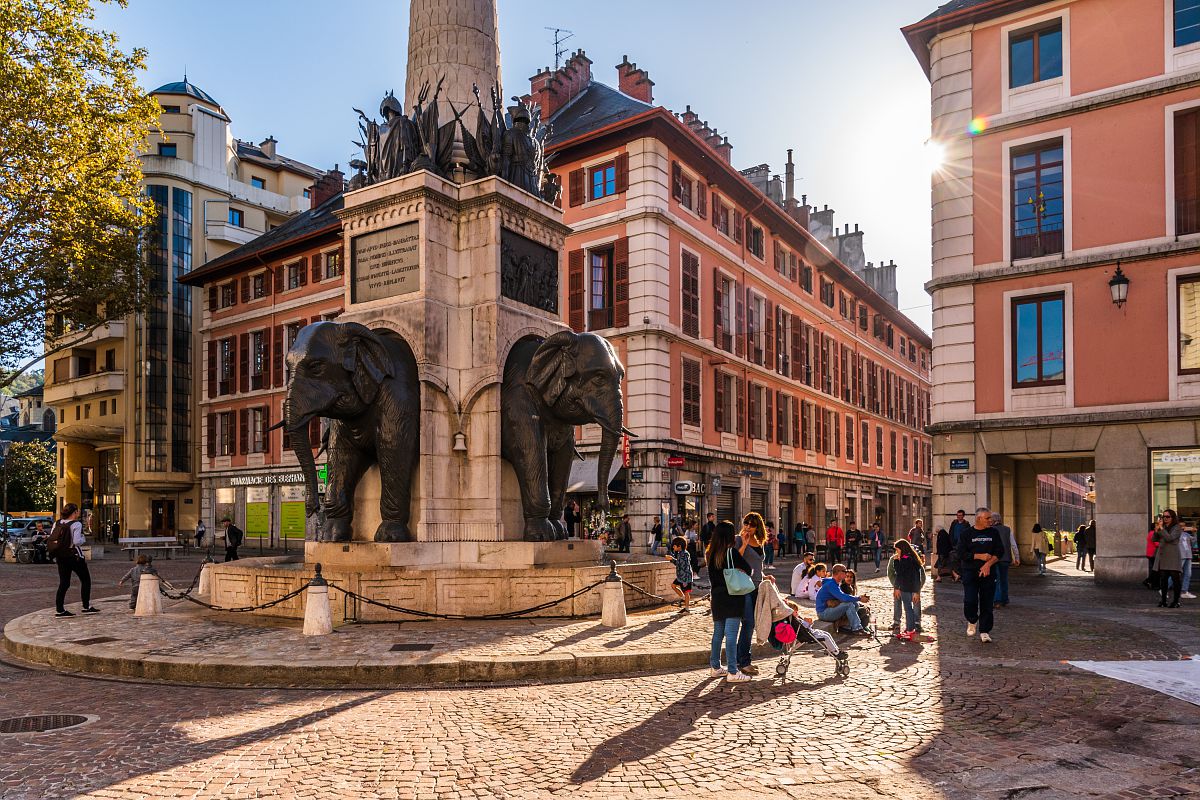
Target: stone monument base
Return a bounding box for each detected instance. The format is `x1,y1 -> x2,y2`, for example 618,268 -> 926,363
207,546 -> 674,622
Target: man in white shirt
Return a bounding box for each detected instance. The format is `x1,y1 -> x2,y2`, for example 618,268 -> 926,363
54,503 -> 98,617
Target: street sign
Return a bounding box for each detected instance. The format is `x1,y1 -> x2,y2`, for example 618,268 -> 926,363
743,469 -> 763,478
949,458 -> 970,471
674,481 -> 697,495
630,469 -> 644,481
666,456 -> 685,467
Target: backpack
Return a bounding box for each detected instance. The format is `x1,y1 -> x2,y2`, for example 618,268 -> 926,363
46,520 -> 75,560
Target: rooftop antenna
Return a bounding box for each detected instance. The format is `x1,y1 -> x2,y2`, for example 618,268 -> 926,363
545,27 -> 575,70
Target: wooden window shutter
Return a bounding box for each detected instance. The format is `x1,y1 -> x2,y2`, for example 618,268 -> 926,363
238,333 -> 249,393
568,168 -> 585,207
274,265 -> 285,294
792,395 -> 800,446
834,413 -> 841,458
568,249 -> 586,332
615,152 -> 630,194
272,325 -> 284,387
671,161 -> 683,201
1176,109 -> 1200,234
208,286 -> 218,312
800,401 -> 810,450
775,391 -> 784,443
240,276 -> 250,303
764,389 -> 773,443
732,210 -> 744,244
746,381 -> 756,439
736,378 -> 746,437
297,261 -> 308,287
681,251 -> 699,337
712,269 -> 724,349
238,408 -> 249,455
613,237 -> 630,328
261,405 -> 270,453
206,341 -> 217,399
206,413 -> 216,458
714,371 -> 725,432
712,196 -> 721,229
764,299 -> 774,370
696,183 -> 707,218
311,253 -> 322,284
734,282 -> 745,358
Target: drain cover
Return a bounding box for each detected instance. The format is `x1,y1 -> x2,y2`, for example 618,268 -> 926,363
390,643 -> 434,652
70,637 -> 119,646
0,715 -> 91,734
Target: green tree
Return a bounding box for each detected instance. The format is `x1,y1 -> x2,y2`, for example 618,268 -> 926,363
3,442 -> 55,512
0,0 -> 160,388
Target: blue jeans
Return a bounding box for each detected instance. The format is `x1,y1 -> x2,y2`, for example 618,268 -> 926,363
1182,559 -> 1192,593
993,562 -> 1011,604
1035,551 -> 1047,574
873,545 -> 882,569
736,589 -> 757,668
817,601 -> 862,631
710,615 -> 741,674
764,545 -> 775,565
892,591 -> 919,631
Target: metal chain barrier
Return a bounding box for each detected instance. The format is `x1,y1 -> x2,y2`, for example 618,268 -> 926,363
330,578 -> 608,621
158,580 -> 309,613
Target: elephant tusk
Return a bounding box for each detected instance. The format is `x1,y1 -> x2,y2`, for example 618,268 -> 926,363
621,426 -> 638,438
573,446 -> 584,462
266,419 -> 288,432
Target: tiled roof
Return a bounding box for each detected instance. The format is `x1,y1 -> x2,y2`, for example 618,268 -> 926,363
235,140 -> 323,178
916,0 -> 996,24
178,193 -> 344,286
547,82 -> 653,146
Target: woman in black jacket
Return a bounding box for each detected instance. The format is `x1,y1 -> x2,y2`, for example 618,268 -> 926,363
706,521 -> 753,683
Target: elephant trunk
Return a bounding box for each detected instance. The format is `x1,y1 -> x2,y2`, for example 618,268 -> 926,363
286,398 -> 321,518
595,428 -> 619,516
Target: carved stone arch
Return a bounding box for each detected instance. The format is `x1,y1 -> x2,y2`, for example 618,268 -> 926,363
498,325 -> 560,375
366,319 -> 426,368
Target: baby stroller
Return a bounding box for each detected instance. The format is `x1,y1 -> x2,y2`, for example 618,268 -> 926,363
769,614 -> 850,679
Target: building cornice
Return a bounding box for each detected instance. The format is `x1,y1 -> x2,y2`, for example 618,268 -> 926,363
928,403 -> 1200,435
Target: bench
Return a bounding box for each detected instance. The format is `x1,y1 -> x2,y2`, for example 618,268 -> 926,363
119,537 -> 182,560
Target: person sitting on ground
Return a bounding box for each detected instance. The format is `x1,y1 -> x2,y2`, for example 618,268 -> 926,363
790,552 -> 815,595
797,563 -> 828,602
118,555 -> 154,610
815,564 -> 870,635
888,539 -> 925,639
664,536 -> 694,611
841,568 -> 858,596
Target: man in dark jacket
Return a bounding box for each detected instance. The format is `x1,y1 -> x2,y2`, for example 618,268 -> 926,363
990,512 -> 1019,607
948,509 -> 971,550
953,507 -> 1005,643
221,517 -> 244,562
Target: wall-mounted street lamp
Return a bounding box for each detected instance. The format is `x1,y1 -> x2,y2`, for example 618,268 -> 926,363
1086,475 -> 1095,492
1108,264 -> 1130,308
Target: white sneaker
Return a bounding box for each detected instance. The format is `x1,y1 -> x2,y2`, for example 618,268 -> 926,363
709,667 -> 726,677
980,632 -> 993,643
725,671 -> 752,683
1182,592 -> 1197,599
967,623 -> 977,636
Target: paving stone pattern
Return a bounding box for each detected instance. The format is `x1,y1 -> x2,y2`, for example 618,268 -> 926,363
0,553 -> 1197,799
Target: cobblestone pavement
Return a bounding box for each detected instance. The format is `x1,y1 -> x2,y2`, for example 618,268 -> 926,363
0,552 -> 1197,799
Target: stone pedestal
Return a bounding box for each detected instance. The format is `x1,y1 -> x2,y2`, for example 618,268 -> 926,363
134,573 -> 162,617
335,170 -> 570,543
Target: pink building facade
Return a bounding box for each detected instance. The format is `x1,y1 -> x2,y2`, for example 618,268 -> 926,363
904,0 -> 1200,581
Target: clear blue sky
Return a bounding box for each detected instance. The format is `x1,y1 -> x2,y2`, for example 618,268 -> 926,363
95,0 -> 941,332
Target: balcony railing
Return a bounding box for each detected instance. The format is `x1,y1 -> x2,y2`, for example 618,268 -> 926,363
1012,225 -> 1064,260
43,370 -> 125,405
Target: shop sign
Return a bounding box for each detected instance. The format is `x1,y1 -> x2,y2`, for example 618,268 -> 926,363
245,502 -> 270,536
666,456 -> 686,467
280,502 -> 306,539
1157,451 -> 1200,464
622,435 -> 631,468
743,469 -> 763,478
225,468 -> 327,489
630,469 -> 644,481
675,481 -> 696,495
949,458 -> 970,471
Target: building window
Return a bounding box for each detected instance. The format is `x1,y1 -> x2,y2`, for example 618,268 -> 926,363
287,261 -> 304,290
216,412 -> 234,456
682,358 -> 701,428
325,250 -> 343,278
713,196 -> 729,236
800,264 -> 813,294
1009,22 -> 1062,88
251,176 -> 266,190
716,275 -> 734,352
777,393 -> 794,446
589,247 -> 614,330
250,407 -> 267,454
1012,292 -> 1066,387
590,161 -> 617,201
285,322 -> 303,354
1178,276 -> 1200,373
228,208 -> 244,227
1174,109 -> 1200,235
303,188 -> 311,199
1011,139 -> 1064,259
820,278 -> 835,308
749,294 -> 766,366
746,221 -> 765,259
1176,0 -> 1200,48
715,372 -> 736,433
218,337 -> 234,395
252,273 -> 267,298
861,420 -> 869,464
876,426 -> 884,468
157,143 -> 177,158
1152,448 -> 1200,528
250,330 -> 267,389
903,436 -> 909,472
160,105 -> 180,113
220,282 -> 236,308
681,251 -> 700,338
889,431 -> 897,471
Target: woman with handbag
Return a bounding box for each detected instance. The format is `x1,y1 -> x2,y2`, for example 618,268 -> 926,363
706,521 -> 754,683
736,513 -> 769,675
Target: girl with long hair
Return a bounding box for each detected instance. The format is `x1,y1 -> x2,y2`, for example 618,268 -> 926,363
888,538 -> 925,639
706,521 -> 753,682
735,512 -> 768,675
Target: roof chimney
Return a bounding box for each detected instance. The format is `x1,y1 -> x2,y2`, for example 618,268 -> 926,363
785,149 -> 796,206
260,135 -> 277,160
616,55 -> 654,104
311,164 -> 344,209
528,49 -> 593,118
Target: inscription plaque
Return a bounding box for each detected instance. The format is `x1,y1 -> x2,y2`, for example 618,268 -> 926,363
351,222 -> 420,303
500,228 -> 558,313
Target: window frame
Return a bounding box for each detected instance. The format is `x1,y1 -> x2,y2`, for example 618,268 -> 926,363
1010,138 -> 1066,260
1010,291 -> 1067,388
588,246 -> 615,331
1177,273 -> 1200,375
1008,21 -> 1063,89
228,208 -> 244,228
682,357 -> 702,428
324,249 -> 343,279
250,176 -> 266,190
157,143 -> 177,158
286,261 -> 304,291
1175,0 -> 1200,49
589,160 -> 618,202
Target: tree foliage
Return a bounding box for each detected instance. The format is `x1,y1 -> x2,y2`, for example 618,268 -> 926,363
0,0 -> 160,387
3,442 -> 55,511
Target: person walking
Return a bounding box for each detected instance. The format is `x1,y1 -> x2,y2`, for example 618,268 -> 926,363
735,513 -> 768,675
50,504 -> 99,618
706,521 -> 754,682
934,526 -> 953,581
564,500 -> 579,539
650,518 -> 663,555
1153,510 -> 1185,608
908,519 -> 926,555
1180,526 -> 1195,600
792,522 -> 804,555
1144,521 -> 1160,589
701,513 -> 716,552
846,523 -> 862,571
1074,525 -> 1089,571
991,512 -> 1018,607
221,517 -> 244,562
619,514 -> 633,553
1031,523 -> 1047,576
194,520 -> 206,550
825,518 -> 844,565
888,538 -> 925,639
868,523 -> 885,573
763,522 -> 776,567
948,509 -> 971,551
953,507 -> 1004,643
1085,519 -> 1097,572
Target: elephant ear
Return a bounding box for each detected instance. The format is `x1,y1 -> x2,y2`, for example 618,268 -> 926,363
339,323 -> 394,405
527,331 -> 578,406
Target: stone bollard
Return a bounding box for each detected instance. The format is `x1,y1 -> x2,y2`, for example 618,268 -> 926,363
302,563 -> 333,637
196,561 -> 213,597
134,571 -> 163,617
600,560 -> 627,628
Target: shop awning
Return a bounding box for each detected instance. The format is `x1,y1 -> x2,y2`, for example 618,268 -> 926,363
566,456 -> 623,494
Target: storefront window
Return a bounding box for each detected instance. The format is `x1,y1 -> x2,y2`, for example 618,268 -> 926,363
1151,448 -> 1200,530
215,487 -> 237,529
